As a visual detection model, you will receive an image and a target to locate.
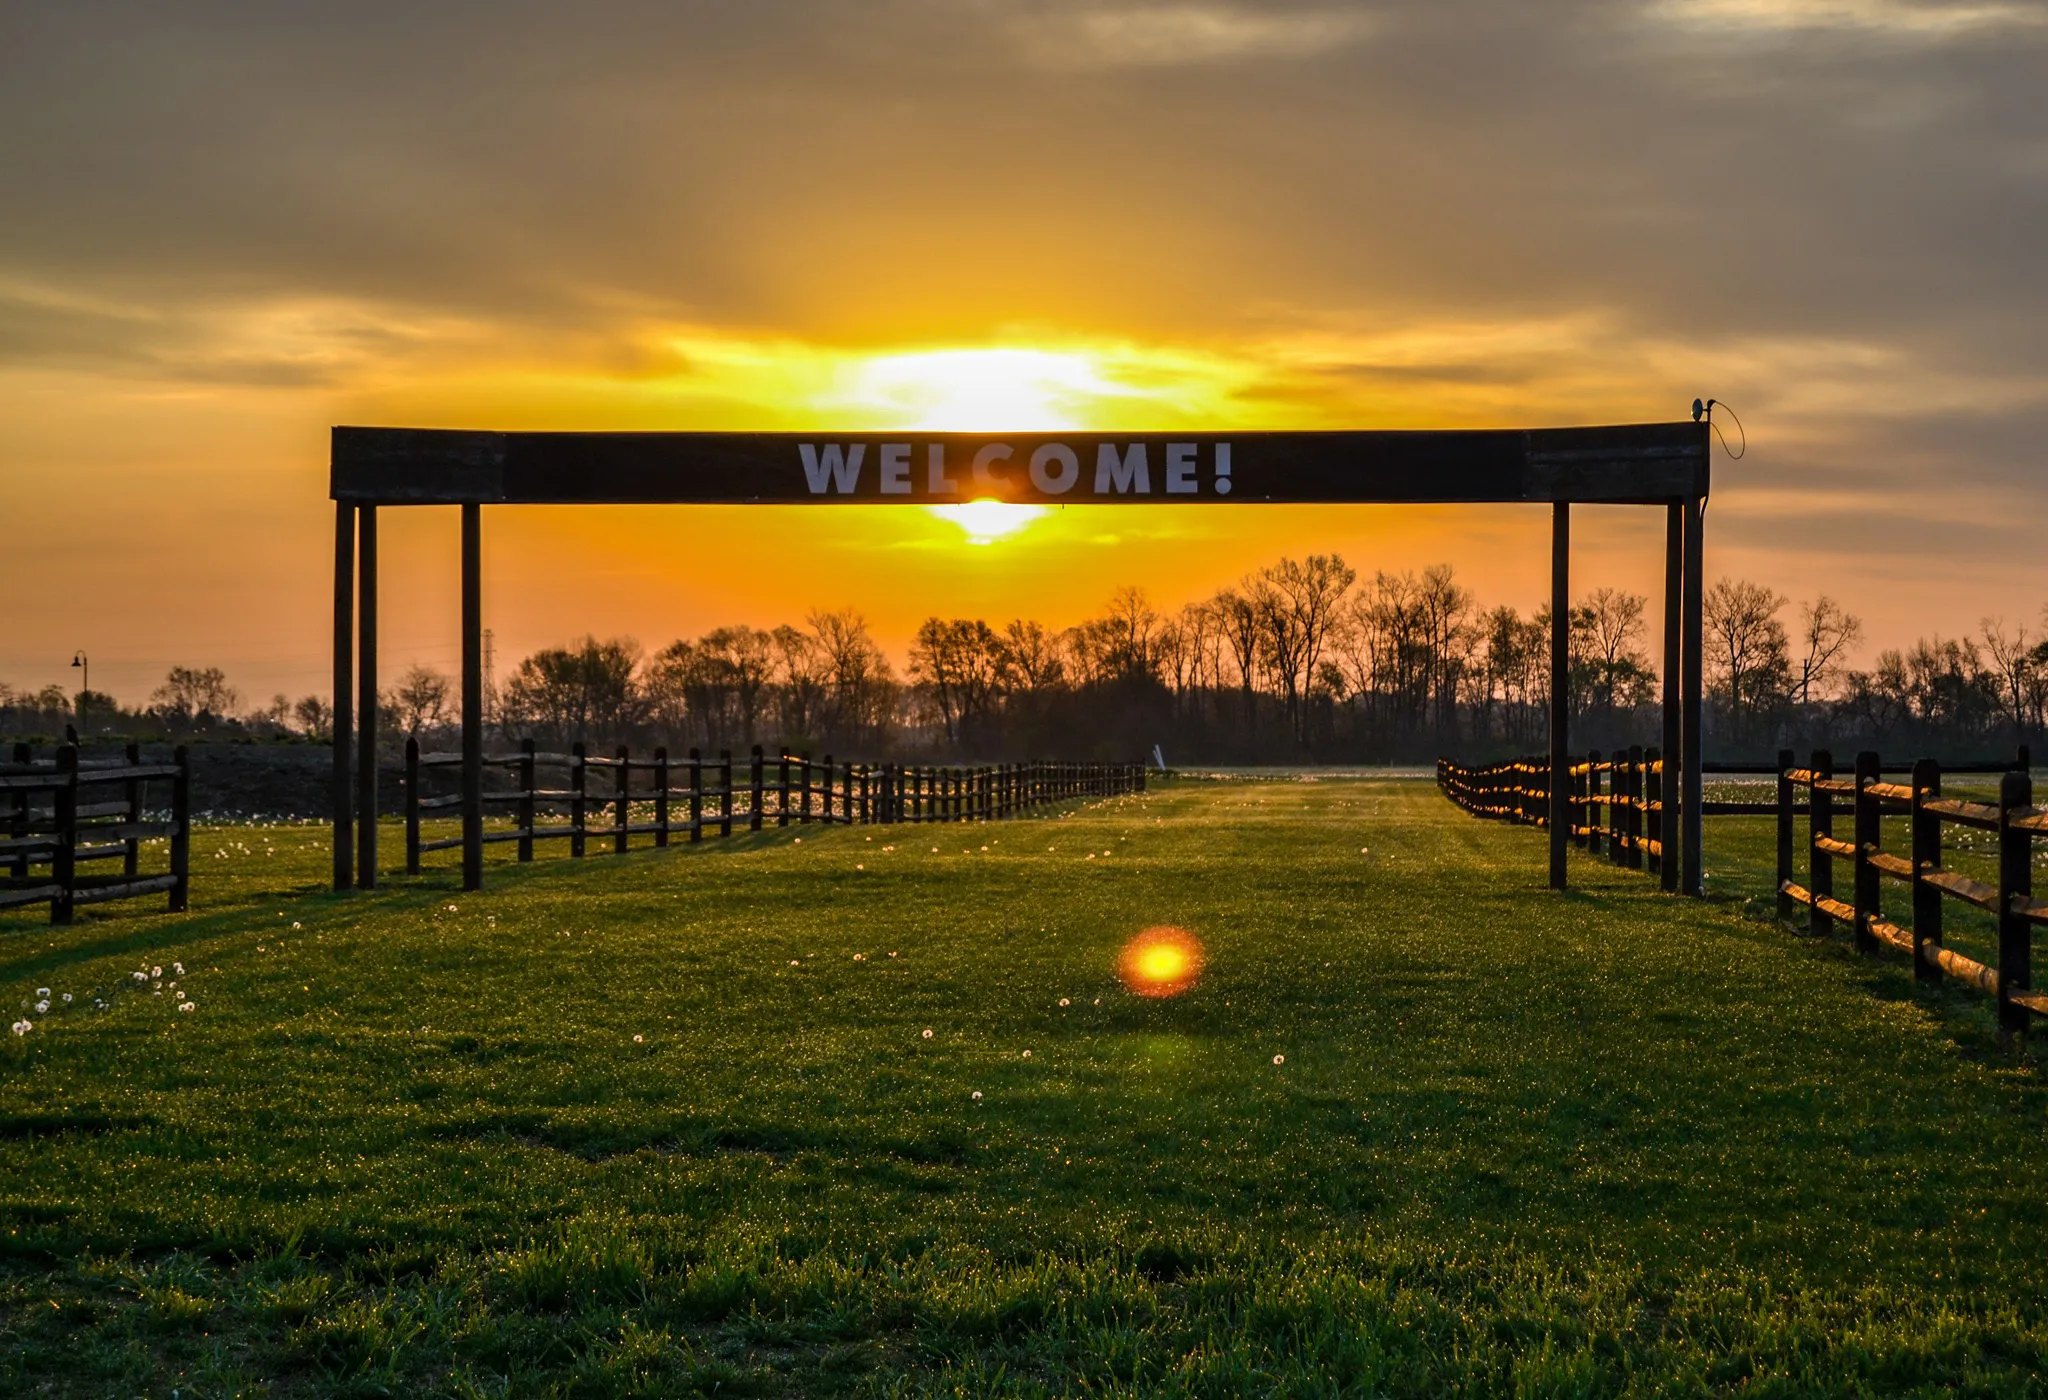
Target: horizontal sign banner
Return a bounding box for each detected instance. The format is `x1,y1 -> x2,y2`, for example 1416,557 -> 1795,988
331,424 -> 1708,505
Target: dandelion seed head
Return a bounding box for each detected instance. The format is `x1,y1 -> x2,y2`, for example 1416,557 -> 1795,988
633,1034 -> 644,1044
971,1090 -> 982,1100
178,1002 -> 195,1013
34,1001 -> 48,1014
790,959 -> 800,966
921,1028 -> 933,1039
10,1020 -> 28,1036
1058,998 -> 1070,1007
1273,1054 -> 1285,1066
61,993 -> 72,1003
151,967 -> 162,979
1022,1050 -> 1032,1058
35,988 -> 49,999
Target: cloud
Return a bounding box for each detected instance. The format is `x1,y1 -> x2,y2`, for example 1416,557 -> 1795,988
1647,0 -> 2048,36
1006,3 -> 1375,68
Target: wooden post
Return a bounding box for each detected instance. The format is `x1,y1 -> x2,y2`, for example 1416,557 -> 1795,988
406,737 -> 423,874
570,742 -> 588,858
655,746 -> 670,847
357,501 -> 379,890
777,750 -> 791,828
1661,502 -> 1682,893
719,749 -> 733,838
1645,746 -> 1663,877
168,745 -> 189,913
1586,752 -> 1603,856
122,740 -> 142,879
858,765 -> 870,824
1775,748 -> 1795,921
460,502 -> 483,893
1681,495 -> 1705,896
751,746 -> 766,831
801,751 -> 813,824
688,748 -> 703,842
7,742 -> 26,880
1853,751 -> 1880,954
332,499 -> 354,891
517,738 -> 536,863
52,745 -> 77,926
615,745 -> 631,854
1997,769 -> 2032,1037
1549,501 -> 1569,891
1910,758 -> 1941,982
1628,746 -> 1647,869
1810,749 -> 1834,937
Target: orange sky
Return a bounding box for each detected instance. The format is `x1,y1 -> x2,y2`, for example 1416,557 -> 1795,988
3,2 -> 2044,706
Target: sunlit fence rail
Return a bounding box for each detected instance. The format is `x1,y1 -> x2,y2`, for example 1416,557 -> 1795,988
402,739 -> 1143,882
1,743 -> 191,925
1776,748 -> 2046,1032
1439,743 -> 2043,1028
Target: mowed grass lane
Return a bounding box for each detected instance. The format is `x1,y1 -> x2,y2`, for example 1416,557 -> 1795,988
2,777 -> 2044,1397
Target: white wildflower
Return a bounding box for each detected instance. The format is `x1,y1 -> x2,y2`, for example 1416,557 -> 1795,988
61,993 -> 72,1004
921,1029 -> 933,1039
1059,998 -> 1070,1007
971,1091 -> 982,1101
35,988 -> 48,999
1021,1050 -> 1031,1059
133,971 -> 148,984
151,967 -> 162,979
1272,1054 -> 1285,1066
34,1001 -> 48,1014
173,963 -> 184,975
633,1034 -> 644,1044
178,1002 -> 195,1013
10,1020 -> 27,1036
789,960 -> 800,967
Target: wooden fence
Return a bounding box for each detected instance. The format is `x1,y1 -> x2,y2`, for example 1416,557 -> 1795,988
402,740 -> 1143,881
1776,749 -> 2045,1031
1,743 -> 191,925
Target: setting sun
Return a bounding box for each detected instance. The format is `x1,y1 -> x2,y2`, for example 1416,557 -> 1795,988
843,348 -> 1129,431
928,499 -> 1049,545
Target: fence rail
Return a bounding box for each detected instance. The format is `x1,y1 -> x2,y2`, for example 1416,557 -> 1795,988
1,743 -> 191,925
1775,748 -> 2044,1031
1440,744 -> 2041,1028
403,740 -> 1143,883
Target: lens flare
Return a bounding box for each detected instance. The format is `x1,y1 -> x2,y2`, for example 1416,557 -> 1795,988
1118,926 -> 1205,999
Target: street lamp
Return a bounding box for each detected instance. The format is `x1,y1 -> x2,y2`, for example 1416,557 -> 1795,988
71,651 -> 87,733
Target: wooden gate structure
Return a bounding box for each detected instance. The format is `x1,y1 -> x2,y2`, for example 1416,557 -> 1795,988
328,423 -> 1710,895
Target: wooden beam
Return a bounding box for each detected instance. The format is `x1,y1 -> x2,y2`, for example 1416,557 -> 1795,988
1550,502 -> 1570,891
462,503 -> 483,892
331,423 -> 1711,506
356,503 -> 378,889
331,500 -> 353,891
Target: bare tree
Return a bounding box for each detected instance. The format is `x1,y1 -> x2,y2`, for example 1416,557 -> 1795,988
1000,619 -> 1065,694
1981,617 -> 2036,737
1211,585 -> 1265,733
1704,579 -> 1790,747
1259,554 -> 1357,744
151,666 -> 238,724
386,664 -> 451,737
1797,596 -> 1863,709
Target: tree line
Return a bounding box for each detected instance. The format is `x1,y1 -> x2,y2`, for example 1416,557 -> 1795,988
7,561 -> 2046,761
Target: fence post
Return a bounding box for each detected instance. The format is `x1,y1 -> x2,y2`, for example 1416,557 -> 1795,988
801,751 -> 813,824
1997,769 -> 2033,1038
1910,758 -> 1941,983
777,749 -> 791,828
1775,748 -> 1795,921
571,742 -> 588,858
720,749 -> 734,837
168,745 -> 190,913
688,748 -> 703,843
1810,749 -> 1834,937
819,755 -> 831,823
655,746 -> 670,848
405,737 -> 422,874
518,739 -> 536,863
1628,745 -> 1646,870
1853,751 -> 1880,955
1644,747 -> 1663,877
123,741 -> 142,879
1584,752 -> 1602,856
750,746 -> 765,831
615,745 -> 631,854
6,742 -> 27,880
51,745 -> 77,926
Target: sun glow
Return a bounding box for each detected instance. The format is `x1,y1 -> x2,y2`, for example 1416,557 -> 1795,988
928,499 -> 1049,545
1118,926 -> 1206,999
844,348 -> 1130,431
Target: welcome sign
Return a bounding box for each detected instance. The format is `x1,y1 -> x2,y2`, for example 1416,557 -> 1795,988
330,424 -> 1707,505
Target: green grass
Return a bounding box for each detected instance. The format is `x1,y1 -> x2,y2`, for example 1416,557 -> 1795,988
2,777 -> 2045,1398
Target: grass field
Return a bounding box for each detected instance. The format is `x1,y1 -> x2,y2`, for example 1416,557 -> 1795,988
3,776 -> 2045,1398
